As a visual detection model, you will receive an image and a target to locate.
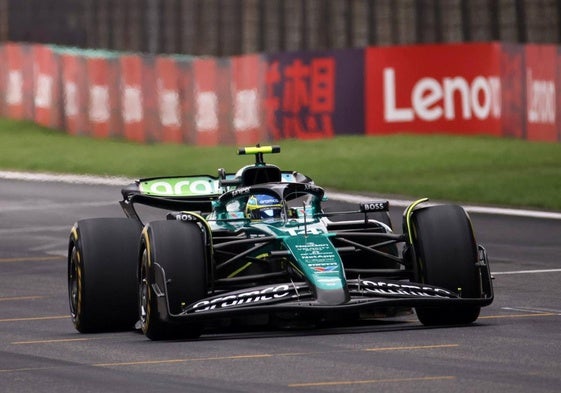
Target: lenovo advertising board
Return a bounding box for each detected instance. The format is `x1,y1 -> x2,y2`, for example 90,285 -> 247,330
366,43 -> 502,136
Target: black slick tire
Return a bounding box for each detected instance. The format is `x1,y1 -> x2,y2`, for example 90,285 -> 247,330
139,220 -> 207,340
410,205 -> 482,325
68,218 -> 141,333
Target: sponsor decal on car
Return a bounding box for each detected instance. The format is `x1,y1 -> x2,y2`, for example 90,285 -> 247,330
359,280 -> 457,298
139,176 -> 221,196
187,284 -> 293,313
312,265 -> 339,273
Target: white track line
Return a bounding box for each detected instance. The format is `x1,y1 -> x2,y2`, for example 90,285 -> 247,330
0,170 -> 131,186
2,170 -> 561,220
492,268 -> 561,275
326,191 -> 561,220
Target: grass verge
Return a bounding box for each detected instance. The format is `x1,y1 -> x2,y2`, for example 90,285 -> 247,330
1,118 -> 560,211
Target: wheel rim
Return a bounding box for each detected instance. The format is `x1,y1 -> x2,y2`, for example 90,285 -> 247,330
139,248 -> 149,328
68,246 -> 79,319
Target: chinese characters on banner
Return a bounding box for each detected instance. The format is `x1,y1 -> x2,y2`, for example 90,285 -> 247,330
265,49 -> 365,140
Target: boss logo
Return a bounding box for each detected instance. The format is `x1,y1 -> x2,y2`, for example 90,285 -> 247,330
166,212 -> 198,222
360,201 -> 389,212
175,213 -> 196,222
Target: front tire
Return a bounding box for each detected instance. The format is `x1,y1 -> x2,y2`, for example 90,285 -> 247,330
410,205 -> 482,325
68,218 -> 141,333
139,220 -> 207,340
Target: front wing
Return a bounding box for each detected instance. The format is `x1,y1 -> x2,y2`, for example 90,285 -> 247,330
150,265 -> 494,323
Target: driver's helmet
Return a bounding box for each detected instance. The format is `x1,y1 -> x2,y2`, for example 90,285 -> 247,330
245,194 -> 283,220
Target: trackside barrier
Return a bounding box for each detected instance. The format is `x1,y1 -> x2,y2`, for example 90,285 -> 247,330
33,45 -> 62,129
267,49 -> 365,140
365,43 -> 503,136
2,43 -> 28,120
155,56 -> 182,144
231,54 -> 268,146
0,42 -> 560,143
60,51 -> 88,136
87,55 -> 121,139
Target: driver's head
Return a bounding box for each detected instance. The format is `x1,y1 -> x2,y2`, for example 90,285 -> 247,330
245,194 -> 283,220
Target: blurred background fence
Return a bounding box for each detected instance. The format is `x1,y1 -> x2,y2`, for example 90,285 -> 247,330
1,0 -> 560,56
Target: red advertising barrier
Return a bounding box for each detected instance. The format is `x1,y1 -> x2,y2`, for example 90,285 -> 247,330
193,58 -> 220,146
217,58 -> 234,145
524,45 -> 558,142
366,43 -> 502,136
231,54 -> 267,145
3,43 -> 25,119
558,47 -> 561,141
86,56 -> 121,139
33,45 -> 61,129
142,56 -> 159,143
60,53 -> 88,136
499,44 -> 525,139
120,55 -> 145,142
216,58 -> 236,145
176,57 -> 196,144
155,56 -> 182,143
22,45 -> 35,121
0,44 -> 6,116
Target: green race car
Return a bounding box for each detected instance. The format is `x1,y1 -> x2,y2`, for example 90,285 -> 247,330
67,146 -> 493,340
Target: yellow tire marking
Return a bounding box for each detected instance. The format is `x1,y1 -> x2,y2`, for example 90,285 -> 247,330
289,375 -> 455,388
365,344 -> 459,352
12,338 -> 97,345
0,296 -> 45,302
93,354 -> 273,367
93,344 -> 458,368
0,315 -> 68,323
479,312 -> 557,319
0,366 -> 58,373
0,256 -> 62,263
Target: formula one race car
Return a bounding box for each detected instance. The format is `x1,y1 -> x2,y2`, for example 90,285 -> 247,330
67,146 -> 493,340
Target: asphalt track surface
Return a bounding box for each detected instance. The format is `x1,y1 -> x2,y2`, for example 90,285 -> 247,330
1,177 -> 561,393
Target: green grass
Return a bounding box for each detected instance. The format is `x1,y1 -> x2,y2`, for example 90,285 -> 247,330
1,118 -> 561,211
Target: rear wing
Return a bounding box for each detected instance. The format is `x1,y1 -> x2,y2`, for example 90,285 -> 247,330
124,171 -> 313,200
135,175 -> 224,198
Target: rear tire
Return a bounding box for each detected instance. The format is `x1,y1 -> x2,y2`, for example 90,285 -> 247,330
410,205 -> 481,325
139,220 -> 207,340
68,218 -> 141,333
